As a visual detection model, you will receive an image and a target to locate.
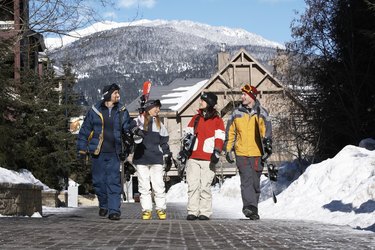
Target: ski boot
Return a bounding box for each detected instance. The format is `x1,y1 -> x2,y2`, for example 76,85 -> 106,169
156,209 -> 167,220
142,210 -> 152,220
243,206 -> 260,220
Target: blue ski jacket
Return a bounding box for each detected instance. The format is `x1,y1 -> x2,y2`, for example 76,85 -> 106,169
77,101 -> 133,156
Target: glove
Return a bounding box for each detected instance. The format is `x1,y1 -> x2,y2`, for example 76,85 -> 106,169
164,152 -> 173,172
225,151 -> 235,163
132,127 -> 145,144
132,127 -> 145,137
263,138 -> 272,155
210,149 -> 220,165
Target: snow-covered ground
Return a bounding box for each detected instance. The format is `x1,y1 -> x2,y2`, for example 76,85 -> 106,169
1,145 -> 374,232
166,144 -> 374,232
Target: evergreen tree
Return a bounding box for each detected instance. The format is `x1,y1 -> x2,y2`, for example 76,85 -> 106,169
287,0 -> 375,160
0,38 -> 16,167
4,65 -> 83,190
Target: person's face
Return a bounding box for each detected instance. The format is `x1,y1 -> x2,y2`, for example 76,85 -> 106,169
110,90 -> 120,103
241,92 -> 255,108
148,105 -> 160,117
199,98 -> 208,109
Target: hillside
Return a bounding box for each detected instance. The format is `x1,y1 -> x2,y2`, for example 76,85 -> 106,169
47,20 -> 282,105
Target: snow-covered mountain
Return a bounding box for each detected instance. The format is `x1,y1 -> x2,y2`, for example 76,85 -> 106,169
45,19 -> 284,50
47,19 -> 282,105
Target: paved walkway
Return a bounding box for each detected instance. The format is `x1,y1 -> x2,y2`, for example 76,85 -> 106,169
0,202 -> 374,249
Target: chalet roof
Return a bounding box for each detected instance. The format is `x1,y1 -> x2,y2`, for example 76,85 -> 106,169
127,78 -> 207,115
127,48 -> 304,116
177,48 -> 305,113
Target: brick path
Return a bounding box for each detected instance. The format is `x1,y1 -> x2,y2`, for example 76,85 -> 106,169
0,202 -> 374,249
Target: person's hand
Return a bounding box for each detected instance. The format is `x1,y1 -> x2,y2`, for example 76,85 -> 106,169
210,149 -> 220,165
77,151 -> 87,165
132,127 -> 145,137
225,151 -> 235,163
77,151 -> 86,160
263,138 -> 272,155
164,152 -> 173,172
132,127 -> 144,144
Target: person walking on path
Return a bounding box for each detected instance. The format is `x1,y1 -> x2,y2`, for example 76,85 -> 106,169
183,92 -> 225,221
77,83 -> 133,220
132,99 -> 172,220
224,84 -> 272,220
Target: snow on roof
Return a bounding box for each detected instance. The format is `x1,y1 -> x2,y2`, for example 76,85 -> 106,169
161,79 -> 207,111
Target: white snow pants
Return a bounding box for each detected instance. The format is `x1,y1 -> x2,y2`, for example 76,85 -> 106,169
136,164 -> 166,211
186,159 -> 215,217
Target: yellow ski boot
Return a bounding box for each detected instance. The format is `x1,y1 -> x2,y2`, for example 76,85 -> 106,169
156,209 -> 166,220
142,210 -> 152,220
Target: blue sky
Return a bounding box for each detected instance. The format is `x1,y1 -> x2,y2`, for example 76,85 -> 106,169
99,0 -> 306,44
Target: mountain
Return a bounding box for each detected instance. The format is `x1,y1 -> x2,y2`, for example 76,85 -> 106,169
47,20 -> 283,105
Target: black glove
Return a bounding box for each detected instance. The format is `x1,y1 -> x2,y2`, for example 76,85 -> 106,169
164,152 -> 173,172
132,127 -> 145,144
132,127 -> 145,137
263,138 -> 272,155
210,149 -> 220,165
225,151 -> 235,163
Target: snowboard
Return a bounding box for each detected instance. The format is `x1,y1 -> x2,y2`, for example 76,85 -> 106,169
138,80 -> 152,114
256,107 -> 278,203
263,160 -> 278,203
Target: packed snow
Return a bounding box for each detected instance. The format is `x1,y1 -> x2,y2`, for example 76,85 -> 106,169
1,145 -> 374,232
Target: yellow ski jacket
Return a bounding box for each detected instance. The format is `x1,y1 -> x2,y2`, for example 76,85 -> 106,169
224,102 -> 272,157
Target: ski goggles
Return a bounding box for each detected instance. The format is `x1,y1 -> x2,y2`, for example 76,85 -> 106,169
241,84 -> 258,100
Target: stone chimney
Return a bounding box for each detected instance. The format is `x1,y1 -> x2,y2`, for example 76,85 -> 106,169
217,43 -> 229,70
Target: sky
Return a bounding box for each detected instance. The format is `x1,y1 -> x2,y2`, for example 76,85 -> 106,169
96,0 -> 307,44
1,143 -> 374,233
